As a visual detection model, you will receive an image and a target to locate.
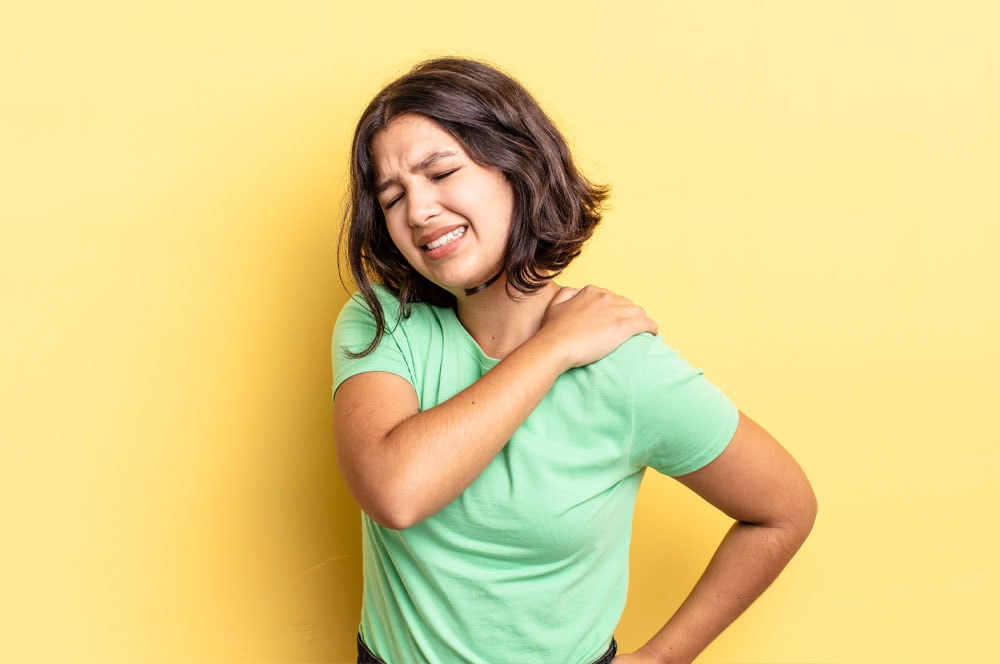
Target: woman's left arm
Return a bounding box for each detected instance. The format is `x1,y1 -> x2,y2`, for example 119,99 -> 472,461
616,411 -> 817,664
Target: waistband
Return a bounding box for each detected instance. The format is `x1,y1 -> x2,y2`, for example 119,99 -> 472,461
357,633 -> 618,664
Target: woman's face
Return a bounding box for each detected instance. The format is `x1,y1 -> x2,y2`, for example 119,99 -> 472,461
371,114 -> 514,298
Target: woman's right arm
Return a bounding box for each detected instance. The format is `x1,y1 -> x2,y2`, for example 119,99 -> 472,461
333,286 -> 657,530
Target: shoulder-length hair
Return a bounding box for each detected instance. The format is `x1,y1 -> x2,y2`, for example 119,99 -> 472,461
339,56 -> 609,357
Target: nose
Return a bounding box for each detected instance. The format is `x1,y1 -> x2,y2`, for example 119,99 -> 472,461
406,183 -> 441,227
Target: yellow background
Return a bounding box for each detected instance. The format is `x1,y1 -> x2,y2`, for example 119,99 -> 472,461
3,1 -> 997,662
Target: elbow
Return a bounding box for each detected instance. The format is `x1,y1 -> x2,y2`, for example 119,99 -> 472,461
748,479 -> 817,554
366,505 -> 422,531
359,486 -> 430,531
803,483 -> 819,533
802,486 -> 819,543
779,480 -> 818,549
338,453 -> 431,530
797,474 -> 819,536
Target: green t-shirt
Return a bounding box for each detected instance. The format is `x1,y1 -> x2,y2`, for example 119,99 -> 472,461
332,286 -> 738,664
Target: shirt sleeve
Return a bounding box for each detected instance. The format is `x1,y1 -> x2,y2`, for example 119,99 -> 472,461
331,291 -> 415,397
626,334 -> 739,476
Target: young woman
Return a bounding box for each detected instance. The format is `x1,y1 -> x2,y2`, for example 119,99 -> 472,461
333,57 -> 816,664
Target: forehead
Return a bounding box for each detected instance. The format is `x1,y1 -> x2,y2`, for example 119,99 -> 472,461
370,115 -> 464,172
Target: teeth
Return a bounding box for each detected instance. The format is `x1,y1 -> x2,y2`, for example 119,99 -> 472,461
424,227 -> 466,250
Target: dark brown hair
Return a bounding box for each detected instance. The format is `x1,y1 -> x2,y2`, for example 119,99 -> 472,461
339,56 -> 609,356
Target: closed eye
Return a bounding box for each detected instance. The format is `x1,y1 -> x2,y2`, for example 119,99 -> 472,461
431,168 -> 459,181
382,168 -> 459,210
383,192 -> 403,210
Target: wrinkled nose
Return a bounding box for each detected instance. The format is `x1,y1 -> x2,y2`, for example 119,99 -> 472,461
406,184 -> 441,227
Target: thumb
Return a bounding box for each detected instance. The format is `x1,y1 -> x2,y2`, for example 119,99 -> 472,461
548,286 -> 580,308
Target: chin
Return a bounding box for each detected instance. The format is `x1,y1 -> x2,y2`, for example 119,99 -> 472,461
425,267 -> 503,297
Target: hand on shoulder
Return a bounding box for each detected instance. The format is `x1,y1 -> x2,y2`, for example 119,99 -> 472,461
536,284 -> 658,369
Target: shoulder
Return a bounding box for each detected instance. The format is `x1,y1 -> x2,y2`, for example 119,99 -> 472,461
559,332 -> 674,402
335,284 -> 402,325
332,287 -> 441,393
334,285 -> 454,356
604,335 -> 738,475
579,331 -> 721,401
592,331 -> 687,375
336,285 -> 447,332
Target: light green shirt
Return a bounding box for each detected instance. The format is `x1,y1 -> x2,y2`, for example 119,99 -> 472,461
333,286 -> 738,664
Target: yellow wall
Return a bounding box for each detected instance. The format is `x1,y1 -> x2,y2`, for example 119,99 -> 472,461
2,2 -> 997,662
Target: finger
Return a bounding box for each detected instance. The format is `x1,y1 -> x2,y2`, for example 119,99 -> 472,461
549,286 -> 580,307
622,304 -> 658,337
632,305 -> 658,336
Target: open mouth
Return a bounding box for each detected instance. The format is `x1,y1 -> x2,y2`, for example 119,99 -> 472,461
423,226 -> 466,251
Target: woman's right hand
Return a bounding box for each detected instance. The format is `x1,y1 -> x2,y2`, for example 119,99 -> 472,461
536,285 -> 658,369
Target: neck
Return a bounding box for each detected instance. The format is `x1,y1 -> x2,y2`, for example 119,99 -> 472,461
455,279 -> 560,359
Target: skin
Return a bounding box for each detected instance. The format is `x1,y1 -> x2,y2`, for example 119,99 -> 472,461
372,113 -> 514,307
335,114 -> 816,663
610,412 -> 816,663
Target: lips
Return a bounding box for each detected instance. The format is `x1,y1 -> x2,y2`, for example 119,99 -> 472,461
418,224 -> 467,250
424,227 -> 466,250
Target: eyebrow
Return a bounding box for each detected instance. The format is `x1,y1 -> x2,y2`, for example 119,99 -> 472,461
375,150 -> 459,194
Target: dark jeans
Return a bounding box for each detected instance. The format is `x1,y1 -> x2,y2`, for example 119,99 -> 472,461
357,632 -> 617,664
